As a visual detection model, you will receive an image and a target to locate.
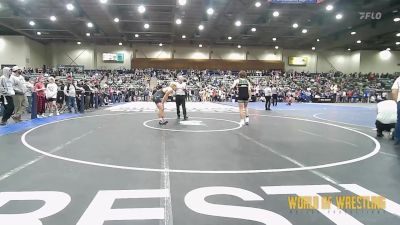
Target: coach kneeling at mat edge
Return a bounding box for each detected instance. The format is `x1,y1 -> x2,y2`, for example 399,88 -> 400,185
175,75 -> 188,120
375,100 -> 396,138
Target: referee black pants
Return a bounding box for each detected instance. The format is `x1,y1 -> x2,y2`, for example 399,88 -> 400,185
272,94 -> 278,106
176,95 -> 187,118
376,120 -> 395,136
265,96 -> 271,110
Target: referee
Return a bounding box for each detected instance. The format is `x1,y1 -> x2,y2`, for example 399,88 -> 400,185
175,75 -> 188,120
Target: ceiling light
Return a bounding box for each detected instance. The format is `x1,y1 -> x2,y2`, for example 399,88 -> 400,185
36,32 -> 41,36
235,20 -> 242,26
66,3 -> 74,11
237,45 -> 242,49
77,42 -> 81,45
396,42 -> 400,45
135,34 -> 139,38
50,16 -> 57,21
317,38 -> 320,42
207,8 -> 214,15
292,23 -> 299,28
99,0 -> 108,3
351,31 -> 356,35
336,13 -> 343,20
302,29 -> 308,33
394,18 -> 400,22
29,21 -> 35,26
251,27 -> 256,32
326,5 -> 334,11
255,2 -> 261,7
198,24 -> 204,30
138,5 -> 146,14
199,44 -> 203,48
119,42 -> 122,46
182,35 -> 186,39
379,50 -> 392,60
347,48 -> 351,51
114,18 -> 119,23
159,43 -> 163,47
178,0 -> 187,6
397,33 -> 400,37
312,47 -> 315,50
175,18 -> 182,24
87,22 -> 94,28
144,23 -> 150,29
273,11 -> 279,17
275,46 -> 279,49
272,37 -> 277,41
86,33 -> 90,37
356,40 -> 362,44
228,36 -> 232,40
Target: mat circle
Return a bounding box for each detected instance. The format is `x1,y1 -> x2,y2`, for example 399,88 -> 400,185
21,113 -> 380,174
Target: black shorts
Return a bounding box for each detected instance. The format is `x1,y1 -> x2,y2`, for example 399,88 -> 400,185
153,91 -> 164,104
57,92 -> 65,104
46,98 -> 56,102
237,98 -> 249,103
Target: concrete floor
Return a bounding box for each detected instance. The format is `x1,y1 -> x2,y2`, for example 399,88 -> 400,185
0,102 -> 399,225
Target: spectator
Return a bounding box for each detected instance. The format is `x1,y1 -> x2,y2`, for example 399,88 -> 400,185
24,76 -> 34,113
34,75 -> 46,118
391,76 -> 400,145
0,67 -> 15,126
45,77 -> 59,116
64,78 -> 78,113
10,66 -> 27,122
83,80 -> 93,110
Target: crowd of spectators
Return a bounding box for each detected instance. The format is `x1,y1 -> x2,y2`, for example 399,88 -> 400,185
0,67 -> 397,125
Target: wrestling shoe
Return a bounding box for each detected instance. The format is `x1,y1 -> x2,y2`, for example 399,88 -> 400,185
159,120 -> 169,125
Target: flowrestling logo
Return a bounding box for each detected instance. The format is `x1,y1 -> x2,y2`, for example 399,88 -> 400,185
359,12 -> 382,20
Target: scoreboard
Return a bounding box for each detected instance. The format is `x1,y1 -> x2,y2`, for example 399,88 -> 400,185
102,53 -> 124,62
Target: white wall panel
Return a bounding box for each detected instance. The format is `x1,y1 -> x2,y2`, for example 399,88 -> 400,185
0,36 -> 29,68
1,36 -> 399,73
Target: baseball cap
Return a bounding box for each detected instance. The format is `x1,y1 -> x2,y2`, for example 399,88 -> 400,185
12,66 -> 20,71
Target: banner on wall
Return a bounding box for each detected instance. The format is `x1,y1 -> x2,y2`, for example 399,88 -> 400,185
288,57 -> 308,66
58,65 -> 85,73
103,53 -> 124,62
1,64 -> 16,69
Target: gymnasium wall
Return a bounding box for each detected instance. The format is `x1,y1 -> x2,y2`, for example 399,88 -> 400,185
360,50 -> 400,74
47,42 -> 95,69
25,37 -> 49,69
132,58 -> 284,70
0,36 -> 399,74
0,36 -> 49,69
0,36 -> 29,68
